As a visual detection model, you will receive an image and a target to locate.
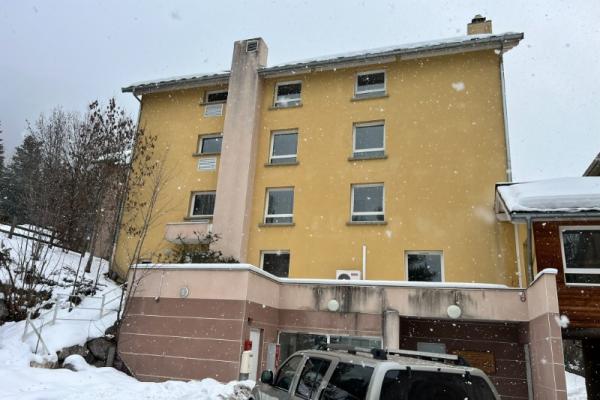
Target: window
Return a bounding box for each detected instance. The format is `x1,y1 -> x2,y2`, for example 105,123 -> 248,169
561,227 -> 600,285
279,332 -> 328,362
264,188 -> 294,224
205,90 -> 228,103
295,358 -> 331,399
351,184 -> 384,222
406,251 -> 443,282
273,355 -> 303,392
270,131 -> 298,164
320,362 -> 374,400
261,251 -> 290,277
356,71 -> 385,95
190,192 -> 216,218
353,122 -> 384,159
379,369 -> 496,400
198,135 -> 222,154
274,81 -> 302,107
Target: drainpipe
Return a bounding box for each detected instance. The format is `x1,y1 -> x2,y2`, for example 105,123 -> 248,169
525,217 -> 534,284
514,224 -> 523,288
499,42 -> 513,182
362,244 -> 367,280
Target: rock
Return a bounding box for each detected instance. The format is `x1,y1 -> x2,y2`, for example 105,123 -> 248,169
92,359 -> 106,368
63,354 -> 89,371
87,337 -> 113,361
57,345 -> 89,363
104,323 -> 118,338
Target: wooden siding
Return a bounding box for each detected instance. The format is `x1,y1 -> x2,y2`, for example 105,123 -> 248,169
533,221 -> 600,329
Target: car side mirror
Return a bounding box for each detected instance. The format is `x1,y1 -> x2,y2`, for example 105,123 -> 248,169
260,370 -> 274,384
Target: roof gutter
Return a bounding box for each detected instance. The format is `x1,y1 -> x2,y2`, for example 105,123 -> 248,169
507,211 -> 600,222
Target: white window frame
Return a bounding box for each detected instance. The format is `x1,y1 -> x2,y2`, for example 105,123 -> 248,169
405,250 -> 445,282
274,80 -> 302,107
205,89 -> 228,104
189,191 -> 216,218
269,130 -> 298,164
264,187 -> 294,224
352,121 -> 385,156
198,134 -> 223,154
355,70 -> 386,95
350,183 -> 385,221
260,250 -> 291,271
559,225 -> 600,287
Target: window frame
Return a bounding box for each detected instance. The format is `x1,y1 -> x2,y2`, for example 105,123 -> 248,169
204,89 -> 228,104
197,133 -> 223,155
350,183 -> 385,222
269,130 -> 298,164
559,225 -> 600,287
189,191 -> 216,219
405,250 -> 445,282
264,187 -> 295,224
355,70 -> 386,96
274,80 -> 302,108
352,121 -> 385,157
260,250 -> 291,277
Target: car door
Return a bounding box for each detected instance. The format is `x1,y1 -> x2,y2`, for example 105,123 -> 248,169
258,354 -> 304,400
291,356 -> 334,400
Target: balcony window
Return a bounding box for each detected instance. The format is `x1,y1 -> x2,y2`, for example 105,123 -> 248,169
274,81 -> 302,107
351,184 -> 384,222
198,135 -> 222,154
261,251 -> 290,277
356,71 -> 386,96
270,131 -> 298,164
353,122 -> 385,159
406,251 -> 444,282
264,188 -> 294,224
190,191 -> 216,218
561,227 -> 600,285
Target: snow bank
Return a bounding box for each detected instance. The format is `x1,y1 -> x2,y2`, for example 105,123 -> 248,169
498,177 -> 600,213
566,371 -> 587,400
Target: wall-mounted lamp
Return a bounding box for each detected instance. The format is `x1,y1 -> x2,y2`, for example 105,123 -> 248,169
447,304 -> 462,319
327,299 -> 340,312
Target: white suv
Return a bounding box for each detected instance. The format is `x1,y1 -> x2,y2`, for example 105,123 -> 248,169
251,346 -> 500,400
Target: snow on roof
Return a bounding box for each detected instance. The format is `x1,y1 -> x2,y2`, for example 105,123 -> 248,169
122,32 -> 523,93
265,33 -> 519,71
497,177 -> 600,214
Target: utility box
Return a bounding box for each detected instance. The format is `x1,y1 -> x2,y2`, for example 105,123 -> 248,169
266,343 -> 280,372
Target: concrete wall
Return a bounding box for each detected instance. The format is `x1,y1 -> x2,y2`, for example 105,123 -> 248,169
119,265 -> 566,397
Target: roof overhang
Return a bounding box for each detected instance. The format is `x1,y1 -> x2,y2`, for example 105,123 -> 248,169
584,153 -> 600,176
121,32 -> 524,95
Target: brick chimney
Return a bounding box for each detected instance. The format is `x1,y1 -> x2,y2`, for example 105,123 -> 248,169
467,15 -> 492,35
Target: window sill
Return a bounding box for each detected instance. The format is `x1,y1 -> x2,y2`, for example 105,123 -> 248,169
346,221 -> 388,226
192,152 -> 221,157
258,223 -> 296,227
351,92 -> 388,102
264,161 -> 299,167
183,216 -> 213,222
198,101 -> 227,106
348,154 -> 388,161
269,103 -> 303,110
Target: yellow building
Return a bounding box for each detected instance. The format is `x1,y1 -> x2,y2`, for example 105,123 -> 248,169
113,16 -> 525,286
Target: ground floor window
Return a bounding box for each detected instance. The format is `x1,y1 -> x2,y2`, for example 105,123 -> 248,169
561,226 -> 600,285
260,251 -> 290,277
278,331 -> 382,361
406,251 -> 443,282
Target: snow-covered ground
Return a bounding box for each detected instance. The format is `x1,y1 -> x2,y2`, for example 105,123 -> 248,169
0,228 -> 253,399
567,371 -> 587,400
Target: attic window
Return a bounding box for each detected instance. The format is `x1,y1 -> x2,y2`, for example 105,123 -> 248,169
205,90 -> 228,104
246,40 -> 258,52
274,81 -> 302,107
356,71 -> 386,96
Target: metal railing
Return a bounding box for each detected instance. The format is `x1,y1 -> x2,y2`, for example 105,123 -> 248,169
22,283 -> 126,355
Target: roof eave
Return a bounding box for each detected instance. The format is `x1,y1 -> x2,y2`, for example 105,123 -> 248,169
122,74 -> 230,95
259,33 -> 524,77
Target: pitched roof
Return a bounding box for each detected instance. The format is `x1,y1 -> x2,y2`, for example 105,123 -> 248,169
584,153 -> 600,176
123,32 -> 523,94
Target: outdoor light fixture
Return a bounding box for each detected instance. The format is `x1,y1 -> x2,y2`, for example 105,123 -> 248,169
447,304 -> 462,319
327,299 -> 340,312
179,286 -> 190,298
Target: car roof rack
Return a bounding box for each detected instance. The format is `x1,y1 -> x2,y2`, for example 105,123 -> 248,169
318,344 -> 470,367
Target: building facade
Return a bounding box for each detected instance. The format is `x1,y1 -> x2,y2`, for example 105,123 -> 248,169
113,18 -> 525,286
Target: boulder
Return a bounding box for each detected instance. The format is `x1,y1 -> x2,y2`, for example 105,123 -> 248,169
87,337 -> 113,361
57,345 -> 89,363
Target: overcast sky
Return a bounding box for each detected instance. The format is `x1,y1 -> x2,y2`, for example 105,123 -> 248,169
1,0 -> 599,181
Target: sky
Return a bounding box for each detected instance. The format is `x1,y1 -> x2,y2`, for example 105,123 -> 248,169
1,0 -> 599,181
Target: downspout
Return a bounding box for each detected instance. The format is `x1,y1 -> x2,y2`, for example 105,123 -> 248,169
362,244 -> 367,280
525,217 -> 534,284
108,92 -> 143,278
514,224 -> 523,288
499,43 -> 513,182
